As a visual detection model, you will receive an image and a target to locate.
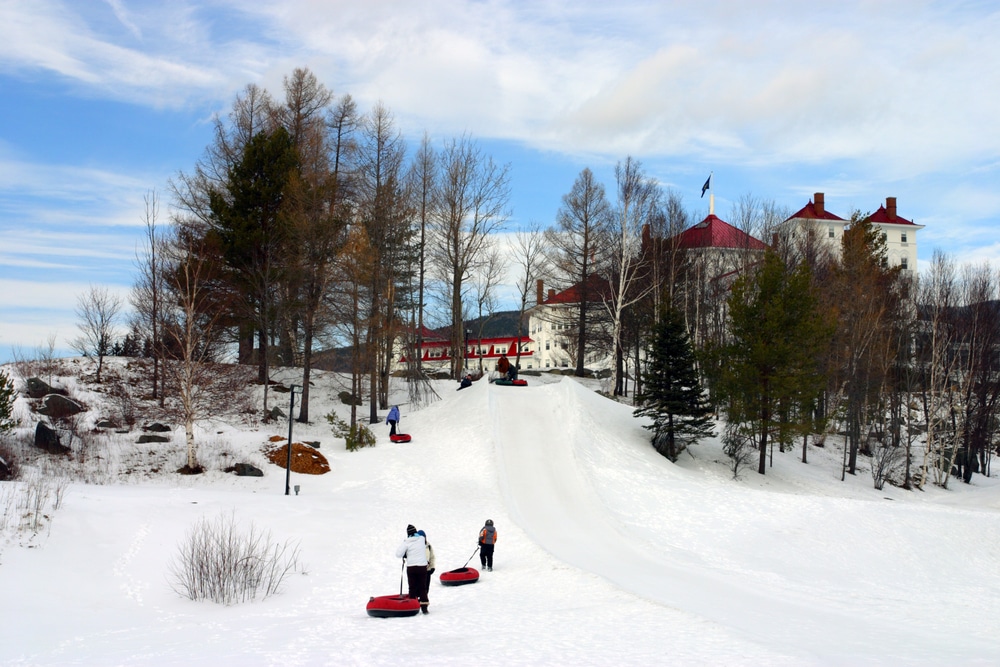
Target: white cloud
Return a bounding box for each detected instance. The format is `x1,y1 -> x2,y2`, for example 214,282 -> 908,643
104,0 -> 142,41
0,1 -> 235,107
3,0 -> 998,177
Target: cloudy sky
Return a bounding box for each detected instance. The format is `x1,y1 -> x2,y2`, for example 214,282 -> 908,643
1,0 -> 999,361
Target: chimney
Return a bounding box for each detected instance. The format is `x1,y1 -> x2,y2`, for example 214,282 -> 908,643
814,192 -> 825,217
886,197 -> 897,221
536,279 -> 544,305
548,289 -> 555,301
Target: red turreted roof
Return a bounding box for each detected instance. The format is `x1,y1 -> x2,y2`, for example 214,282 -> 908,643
542,274 -> 612,305
673,215 -> 768,250
786,200 -> 845,222
868,205 -> 915,226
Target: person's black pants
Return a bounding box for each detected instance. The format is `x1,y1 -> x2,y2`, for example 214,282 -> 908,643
388,419 -> 397,435
480,543 -> 494,568
406,565 -> 428,605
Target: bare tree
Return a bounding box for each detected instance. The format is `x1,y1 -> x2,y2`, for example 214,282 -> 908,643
162,228 -> 247,472
405,132 -> 438,375
916,250 -> 960,488
328,224 -> 376,428
276,69 -> 344,423
470,244 -> 505,374
429,134 -> 511,378
939,262 -> 1000,487
354,101 -> 411,420
131,190 -> 166,402
606,157 -> 657,396
546,167 -> 612,376
512,222 -> 549,371
71,285 -> 123,383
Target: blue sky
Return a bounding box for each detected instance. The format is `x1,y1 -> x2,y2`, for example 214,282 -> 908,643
2,0 -> 999,362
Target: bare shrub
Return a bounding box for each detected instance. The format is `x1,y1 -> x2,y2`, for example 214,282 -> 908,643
871,442 -> 905,490
109,381 -> 137,429
8,346 -> 41,383
723,422 -> 757,480
0,472 -> 70,539
169,512 -> 301,605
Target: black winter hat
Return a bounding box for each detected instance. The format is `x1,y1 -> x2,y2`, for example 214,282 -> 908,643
406,524 -> 416,536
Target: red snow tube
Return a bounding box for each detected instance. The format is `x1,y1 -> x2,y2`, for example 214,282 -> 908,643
439,567 -> 480,586
367,594 -> 420,617
390,434 -> 411,443
494,379 -> 527,387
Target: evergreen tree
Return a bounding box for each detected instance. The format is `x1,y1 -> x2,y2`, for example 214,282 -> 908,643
0,369 -> 15,434
722,251 -> 832,475
209,126 -> 297,412
634,307 -> 714,461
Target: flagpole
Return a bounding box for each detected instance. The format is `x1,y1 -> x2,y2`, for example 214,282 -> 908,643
708,171 -> 714,216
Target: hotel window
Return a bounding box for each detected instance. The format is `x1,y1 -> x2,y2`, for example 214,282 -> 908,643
881,232 -> 887,242
901,257 -> 908,270
545,342 -> 550,350
901,231 -> 907,243
828,226 -> 835,238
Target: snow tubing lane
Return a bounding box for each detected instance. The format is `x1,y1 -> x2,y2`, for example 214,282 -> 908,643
494,379 -> 527,386
439,567 -> 480,586
366,594 -> 420,617
390,434 -> 412,443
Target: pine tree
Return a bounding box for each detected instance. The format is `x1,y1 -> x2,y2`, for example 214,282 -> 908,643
634,307 -> 714,461
723,251 -> 832,475
0,369 -> 16,434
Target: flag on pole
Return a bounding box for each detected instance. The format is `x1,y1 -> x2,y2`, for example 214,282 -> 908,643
701,174 -> 711,198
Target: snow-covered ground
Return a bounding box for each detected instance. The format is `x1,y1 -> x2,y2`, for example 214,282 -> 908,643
2,367 -> 1000,666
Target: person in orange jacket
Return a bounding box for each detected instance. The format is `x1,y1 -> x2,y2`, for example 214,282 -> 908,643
478,519 -> 497,571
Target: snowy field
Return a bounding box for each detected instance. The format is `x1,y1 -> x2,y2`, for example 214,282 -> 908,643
2,367 -> 1000,666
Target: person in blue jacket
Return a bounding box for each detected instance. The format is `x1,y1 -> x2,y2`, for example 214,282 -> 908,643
386,405 -> 400,435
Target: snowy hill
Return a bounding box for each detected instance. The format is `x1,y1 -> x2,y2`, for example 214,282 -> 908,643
2,367 -> 999,666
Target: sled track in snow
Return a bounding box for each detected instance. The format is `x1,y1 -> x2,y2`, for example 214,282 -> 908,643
488,377 -> 924,662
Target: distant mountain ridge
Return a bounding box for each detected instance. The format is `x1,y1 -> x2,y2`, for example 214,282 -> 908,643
431,310 -> 524,340
312,310 -> 524,372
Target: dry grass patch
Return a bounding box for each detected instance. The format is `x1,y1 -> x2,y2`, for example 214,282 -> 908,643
263,442 -> 330,475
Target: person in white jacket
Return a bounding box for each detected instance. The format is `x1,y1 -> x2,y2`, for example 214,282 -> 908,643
417,529 -> 436,612
395,524 -> 429,613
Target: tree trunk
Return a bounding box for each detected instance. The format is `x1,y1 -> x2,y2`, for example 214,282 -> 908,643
298,319 -> 314,423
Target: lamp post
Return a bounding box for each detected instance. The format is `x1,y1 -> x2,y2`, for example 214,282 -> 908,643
285,384 -> 301,496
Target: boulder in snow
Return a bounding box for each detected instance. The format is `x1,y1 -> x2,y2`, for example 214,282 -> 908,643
36,394 -> 84,420
233,463 -> 264,477
34,422 -> 70,455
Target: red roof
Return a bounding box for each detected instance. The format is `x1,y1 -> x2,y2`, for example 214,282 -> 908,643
673,215 -> 769,251
786,200 -> 845,222
541,274 -> 612,306
868,204 -> 915,226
